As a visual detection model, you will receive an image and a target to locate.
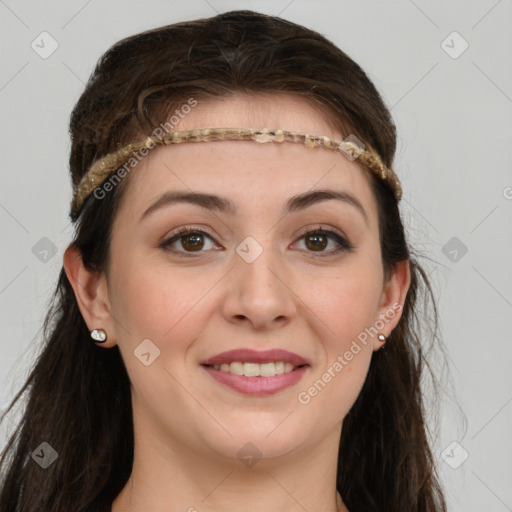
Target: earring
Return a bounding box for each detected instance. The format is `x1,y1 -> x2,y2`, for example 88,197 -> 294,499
90,329 -> 107,344
377,333 -> 387,349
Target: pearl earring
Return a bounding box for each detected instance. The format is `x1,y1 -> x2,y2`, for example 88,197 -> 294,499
90,329 -> 107,344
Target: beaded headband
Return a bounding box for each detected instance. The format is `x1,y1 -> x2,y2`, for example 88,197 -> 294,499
70,127 -> 402,219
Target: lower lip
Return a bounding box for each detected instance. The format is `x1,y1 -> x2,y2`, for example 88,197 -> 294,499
202,365 -> 309,395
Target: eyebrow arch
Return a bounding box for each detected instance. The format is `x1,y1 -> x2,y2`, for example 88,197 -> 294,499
139,189 -> 368,224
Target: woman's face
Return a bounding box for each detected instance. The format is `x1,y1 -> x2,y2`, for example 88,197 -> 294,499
92,94 -> 408,464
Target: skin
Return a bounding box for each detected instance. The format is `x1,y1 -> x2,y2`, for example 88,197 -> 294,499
64,93 -> 410,512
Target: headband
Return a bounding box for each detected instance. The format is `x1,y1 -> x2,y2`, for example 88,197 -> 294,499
70,127 -> 402,219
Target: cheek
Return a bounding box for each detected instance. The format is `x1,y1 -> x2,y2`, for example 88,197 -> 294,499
294,263 -> 380,413
304,261 -> 383,343
311,277 -> 376,373
110,258 -> 219,348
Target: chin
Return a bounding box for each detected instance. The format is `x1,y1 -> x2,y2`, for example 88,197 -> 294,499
207,416 -> 308,459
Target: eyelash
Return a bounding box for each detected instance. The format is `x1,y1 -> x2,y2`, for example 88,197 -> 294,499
160,225 -> 355,258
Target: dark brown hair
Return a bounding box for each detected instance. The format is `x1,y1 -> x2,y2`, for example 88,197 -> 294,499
0,10 -> 448,511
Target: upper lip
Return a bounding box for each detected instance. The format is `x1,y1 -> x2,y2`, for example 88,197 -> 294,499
200,349 -> 310,367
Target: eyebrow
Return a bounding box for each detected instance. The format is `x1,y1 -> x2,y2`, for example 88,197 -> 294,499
139,189 -> 368,224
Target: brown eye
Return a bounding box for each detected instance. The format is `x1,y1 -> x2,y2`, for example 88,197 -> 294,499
304,232 -> 328,252
161,226 -> 354,258
180,232 -> 205,251
161,228 -> 217,255
294,228 -> 354,257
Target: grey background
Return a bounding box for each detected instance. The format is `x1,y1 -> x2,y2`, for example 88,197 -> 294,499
1,1 -> 511,510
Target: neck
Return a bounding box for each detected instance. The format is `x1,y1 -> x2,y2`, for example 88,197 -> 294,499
112,416 -> 348,512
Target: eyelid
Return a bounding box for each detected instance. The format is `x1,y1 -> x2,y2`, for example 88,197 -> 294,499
166,225 -> 216,240
294,224 -> 348,243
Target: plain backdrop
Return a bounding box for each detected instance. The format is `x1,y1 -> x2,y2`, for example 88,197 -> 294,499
1,1 -> 511,510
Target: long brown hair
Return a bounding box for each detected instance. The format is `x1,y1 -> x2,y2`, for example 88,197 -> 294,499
0,10 -> 448,511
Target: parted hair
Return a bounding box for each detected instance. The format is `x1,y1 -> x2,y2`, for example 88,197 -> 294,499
0,10 -> 448,512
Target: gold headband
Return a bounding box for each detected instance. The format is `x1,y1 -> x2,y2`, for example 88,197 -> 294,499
70,127 -> 402,218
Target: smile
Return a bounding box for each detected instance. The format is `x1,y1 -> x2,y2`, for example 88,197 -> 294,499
209,361 -> 296,377
201,362 -> 309,396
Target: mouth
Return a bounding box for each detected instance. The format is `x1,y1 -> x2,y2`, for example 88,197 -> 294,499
202,361 -> 306,377
200,349 -> 310,396
201,361 -> 310,396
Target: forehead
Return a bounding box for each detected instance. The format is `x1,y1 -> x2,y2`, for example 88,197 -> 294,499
175,93 -> 342,135
117,93 -> 378,224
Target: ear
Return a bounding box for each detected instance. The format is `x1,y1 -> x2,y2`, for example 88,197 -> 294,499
372,259 -> 411,351
63,243 -> 117,347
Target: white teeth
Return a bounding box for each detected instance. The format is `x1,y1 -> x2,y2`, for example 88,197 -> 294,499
211,361 -> 298,377
259,362 -> 275,377
244,362 -> 260,377
229,362 -> 244,375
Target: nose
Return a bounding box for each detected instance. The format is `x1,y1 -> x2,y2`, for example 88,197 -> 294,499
220,242 -> 297,331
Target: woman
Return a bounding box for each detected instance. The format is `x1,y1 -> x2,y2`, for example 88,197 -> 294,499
0,10 -> 448,512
